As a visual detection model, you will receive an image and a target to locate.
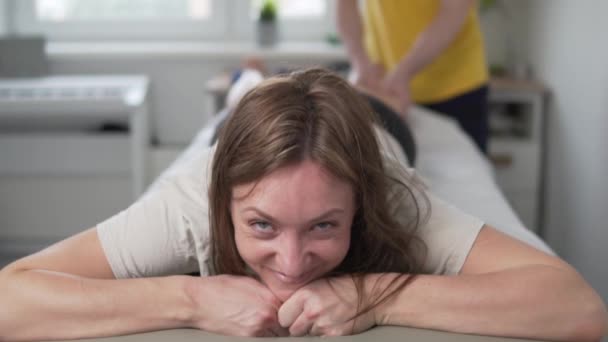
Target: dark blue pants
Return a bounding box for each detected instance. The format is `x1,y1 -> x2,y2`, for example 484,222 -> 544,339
422,85 -> 489,153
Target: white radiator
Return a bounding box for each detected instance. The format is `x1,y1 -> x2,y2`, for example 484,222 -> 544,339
0,76 -> 147,129
0,75 -> 149,189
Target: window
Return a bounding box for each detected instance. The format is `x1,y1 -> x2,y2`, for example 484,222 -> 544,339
250,0 -> 325,19
35,0 -> 211,21
12,0 -> 227,40
8,0 -> 333,41
238,0 -> 334,41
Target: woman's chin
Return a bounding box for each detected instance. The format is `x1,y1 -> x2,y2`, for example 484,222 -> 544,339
257,267 -> 317,302
265,277 -> 311,302
271,286 -> 299,302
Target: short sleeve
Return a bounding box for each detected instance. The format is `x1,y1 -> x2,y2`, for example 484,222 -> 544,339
418,192 -> 484,275
96,148 -> 214,278
380,148 -> 484,276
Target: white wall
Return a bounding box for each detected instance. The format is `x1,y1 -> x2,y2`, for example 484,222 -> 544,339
523,1 -> 608,303
0,0 -> 7,35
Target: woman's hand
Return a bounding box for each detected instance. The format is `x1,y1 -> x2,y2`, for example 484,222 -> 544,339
277,275 -> 380,337
187,275 -> 288,337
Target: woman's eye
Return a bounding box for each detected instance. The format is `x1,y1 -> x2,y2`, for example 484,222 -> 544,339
252,221 -> 272,232
314,222 -> 334,231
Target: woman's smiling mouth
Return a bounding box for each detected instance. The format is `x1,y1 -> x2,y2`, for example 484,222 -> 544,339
268,267 -> 314,285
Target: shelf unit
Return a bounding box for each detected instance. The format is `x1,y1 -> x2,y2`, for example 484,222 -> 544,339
488,77 -> 548,233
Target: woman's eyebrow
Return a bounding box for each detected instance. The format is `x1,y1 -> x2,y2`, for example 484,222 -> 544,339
240,207 -> 346,224
306,209 -> 346,223
241,207 -> 278,222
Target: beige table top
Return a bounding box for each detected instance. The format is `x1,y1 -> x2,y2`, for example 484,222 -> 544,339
73,327 -> 544,342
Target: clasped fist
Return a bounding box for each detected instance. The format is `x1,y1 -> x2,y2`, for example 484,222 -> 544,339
278,276 -> 377,337
189,274 -> 380,337
188,275 -> 289,337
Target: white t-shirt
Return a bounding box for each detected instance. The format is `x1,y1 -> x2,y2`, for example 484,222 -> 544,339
97,129 -> 484,279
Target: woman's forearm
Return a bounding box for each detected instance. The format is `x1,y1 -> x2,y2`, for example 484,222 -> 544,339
376,266 -> 607,342
0,268 -> 194,341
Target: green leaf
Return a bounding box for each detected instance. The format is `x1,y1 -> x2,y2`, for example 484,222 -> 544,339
259,0 -> 277,22
479,0 -> 497,12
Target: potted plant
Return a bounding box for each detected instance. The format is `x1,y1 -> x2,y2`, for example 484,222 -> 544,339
257,0 -> 278,46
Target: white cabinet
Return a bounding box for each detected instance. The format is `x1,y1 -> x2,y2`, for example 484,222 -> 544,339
488,78 -> 547,233
0,75 -> 149,259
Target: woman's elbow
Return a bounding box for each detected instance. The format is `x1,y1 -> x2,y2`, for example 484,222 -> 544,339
580,304 -> 607,342
541,264 -> 608,342
567,291 -> 607,342
0,276 -> 14,341
0,265 -> 28,341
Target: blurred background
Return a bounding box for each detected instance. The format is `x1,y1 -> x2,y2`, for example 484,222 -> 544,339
0,0 -> 607,308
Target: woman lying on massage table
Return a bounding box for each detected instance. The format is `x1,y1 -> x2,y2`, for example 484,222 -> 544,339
0,68 -> 606,341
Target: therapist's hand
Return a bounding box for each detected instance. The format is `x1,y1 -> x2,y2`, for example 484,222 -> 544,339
352,59 -> 386,90
277,275 -> 378,337
187,275 -> 289,337
382,66 -> 413,119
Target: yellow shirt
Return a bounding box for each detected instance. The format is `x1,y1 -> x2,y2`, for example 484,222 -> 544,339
363,0 -> 489,103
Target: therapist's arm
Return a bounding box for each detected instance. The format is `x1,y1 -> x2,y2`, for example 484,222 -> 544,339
382,0 -> 475,112
0,228 -> 286,341
376,226 -> 608,342
336,0 -> 385,89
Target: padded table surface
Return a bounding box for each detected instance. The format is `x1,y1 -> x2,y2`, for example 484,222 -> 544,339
408,107 -> 551,253
75,326 -> 545,342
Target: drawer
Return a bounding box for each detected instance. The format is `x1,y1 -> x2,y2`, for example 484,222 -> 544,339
489,138 -> 541,192
0,133 -> 131,175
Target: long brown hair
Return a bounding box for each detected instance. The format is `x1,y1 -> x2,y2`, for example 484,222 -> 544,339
209,68 -> 428,314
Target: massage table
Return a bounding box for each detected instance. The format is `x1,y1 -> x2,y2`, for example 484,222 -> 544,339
79,104 -> 551,342
77,326 -> 545,342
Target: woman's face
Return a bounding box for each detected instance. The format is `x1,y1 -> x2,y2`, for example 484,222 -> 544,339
231,160 -> 355,302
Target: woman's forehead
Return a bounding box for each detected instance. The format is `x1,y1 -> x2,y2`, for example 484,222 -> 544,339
231,160 -> 354,209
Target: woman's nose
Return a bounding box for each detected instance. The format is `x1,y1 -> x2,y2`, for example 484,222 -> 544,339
276,232 -> 308,277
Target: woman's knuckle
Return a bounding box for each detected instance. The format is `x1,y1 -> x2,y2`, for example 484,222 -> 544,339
251,313 -> 275,330
299,287 -> 315,298
304,308 -> 320,321
261,315 -> 275,326
262,307 -> 276,319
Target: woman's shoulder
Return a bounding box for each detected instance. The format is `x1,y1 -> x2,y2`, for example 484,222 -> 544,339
373,124 -> 411,168
144,144 -> 216,198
